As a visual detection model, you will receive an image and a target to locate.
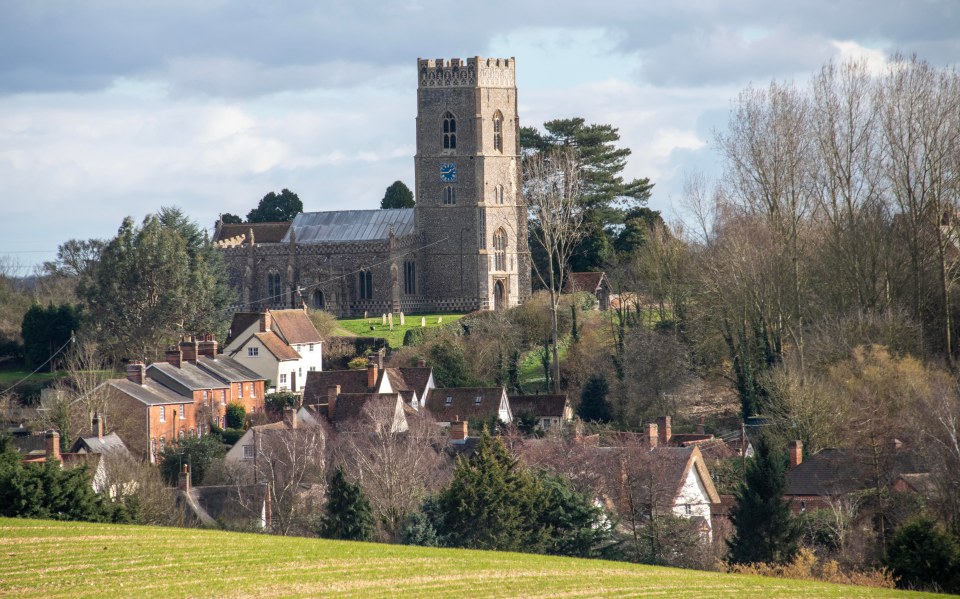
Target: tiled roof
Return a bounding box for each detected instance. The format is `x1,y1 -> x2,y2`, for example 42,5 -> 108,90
196,355 -> 265,383
783,448 -> 929,497
107,378 -> 192,406
509,394 -> 568,418
148,362 -> 226,393
72,432 -> 130,456
226,312 -> 262,346
303,370 -> 376,403
393,367 -> 432,398
563,272 -> 608,294
213,222 -> 291,244
253,332 -> 301,361
332,393 -> 399,424
425,387 -> 506,422
270,309 -> 323,345
285,209 -> 414,243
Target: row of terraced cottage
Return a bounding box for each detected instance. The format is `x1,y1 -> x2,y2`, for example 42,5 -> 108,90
96,307 -> 572,465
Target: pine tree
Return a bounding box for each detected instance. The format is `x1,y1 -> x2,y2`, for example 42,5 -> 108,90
319,466 -> 374,541
436,428 -> 545,552
577,374 -> 612,423
727,433 -> 800,564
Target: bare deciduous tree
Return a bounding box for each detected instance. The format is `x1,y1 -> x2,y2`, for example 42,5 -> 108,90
524,147 -> 585,394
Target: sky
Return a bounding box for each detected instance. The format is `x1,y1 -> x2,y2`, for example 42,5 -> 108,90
2,1 -> 959,273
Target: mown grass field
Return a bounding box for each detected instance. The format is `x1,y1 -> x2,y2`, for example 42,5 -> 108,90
0,518 -> 946,599
335,312 -> 467,348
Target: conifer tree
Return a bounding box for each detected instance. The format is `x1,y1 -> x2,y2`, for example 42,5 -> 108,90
727,433 -> 800,564
577,374 -> 612,423
319,466 -> 374,541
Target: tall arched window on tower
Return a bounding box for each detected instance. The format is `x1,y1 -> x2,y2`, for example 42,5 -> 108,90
493,228 -> 507,271
404,261 -> 416,295
267,270 -> 282,303
443,186 -> 456,205
495,184 -> 504,204
442,111 -> 457,150
358,270 -> 373,300
492,110 -> 503,152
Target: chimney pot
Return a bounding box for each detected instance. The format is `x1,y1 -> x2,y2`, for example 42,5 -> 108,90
327,385 -> 340,420
789,440 -> 803,469
45,430 -> 61,462
645,423 -> 659,449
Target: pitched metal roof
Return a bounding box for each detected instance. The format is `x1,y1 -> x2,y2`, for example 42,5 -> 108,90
284,209 -> 414,243
72,432 -> 130,456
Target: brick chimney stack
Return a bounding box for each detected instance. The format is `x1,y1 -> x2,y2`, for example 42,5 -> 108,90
283,406 -> 298,429
166,346 -> 183,368
789,440 -> 803,469
45,430 -> 61,462
375,349 -> 384,370
645,423 -> 659,449
260,312 -> 271,332
178,464 -> 191,492
327,385 -> 340,420
450,416 -> 468,443
179,336 -> 199,363
367,362 -> 378,389
126,361 -> 146,385
92,413 -> 103,441
198,334 -> 218,358
657,416 -> 672,447
696,415 -> 706,435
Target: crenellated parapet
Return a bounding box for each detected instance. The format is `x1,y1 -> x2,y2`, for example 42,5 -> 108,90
418,56 -> 516,89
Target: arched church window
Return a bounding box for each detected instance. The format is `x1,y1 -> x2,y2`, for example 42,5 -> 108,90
493,228 -> 507,271
358,270 -> 373,300
493,110 -> 503,152
404,261 -> 416,295
267,270 -> 282,302
442,111 -> 457,150
443,186 -> 456,205
495,184 -> 504,204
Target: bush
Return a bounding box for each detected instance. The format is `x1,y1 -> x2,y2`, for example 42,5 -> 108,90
730,547 -> 895,589
225,402 -> 246,429
403,327 -> 425,347
886,517 -> 960,592
397,510 -> 439,547
158,434 -> 225,486
221,428 -> 244,446
307,309 -> 338,338
347,356 -> 368,370
265,391 -> 299,414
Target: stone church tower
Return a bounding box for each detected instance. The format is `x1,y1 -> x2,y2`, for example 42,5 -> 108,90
414,57 -> 531,310
214,56 -> 531,316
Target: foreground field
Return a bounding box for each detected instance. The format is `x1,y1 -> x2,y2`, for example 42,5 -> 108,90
0,519 -> 946,598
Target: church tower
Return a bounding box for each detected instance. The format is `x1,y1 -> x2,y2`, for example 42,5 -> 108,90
414,57 -> 530,311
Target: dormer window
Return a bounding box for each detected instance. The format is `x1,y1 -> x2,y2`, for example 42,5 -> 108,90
474,396 -> 482,405
445,396 -> 452,406
493,110 -> 503,152
442,112 -> 457,150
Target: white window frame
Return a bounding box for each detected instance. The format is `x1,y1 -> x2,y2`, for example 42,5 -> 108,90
243,444 -> 255,460
280,373 -> 287,384
238,383 -> 243,399
159,406 -> 166,422
180,404 -> 186,420
248,347 -> 259,357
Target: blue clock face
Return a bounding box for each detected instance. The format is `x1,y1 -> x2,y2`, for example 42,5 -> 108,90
440,163 -> 457,182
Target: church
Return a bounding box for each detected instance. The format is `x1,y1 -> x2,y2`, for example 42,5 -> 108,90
214,57 -> 531,316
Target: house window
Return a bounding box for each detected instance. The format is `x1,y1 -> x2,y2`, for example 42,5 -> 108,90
248,347 -> 259,357
267,270 -> 282,303
203,390 -> 208,401
159,406 -> 166,422
493,228 -> 507,271
220,391 -> 226,406
684,504 -> 692,516
443,186 -> 456,205
280,373 -> 287,384
309,344 -> 314,352
243,444 -> 255,459
442,111 -> 457,149
404,261 -> 416,295
309,366 -> 316,371
238,384 -> 243,399
495,184 -> 504,204
492,110 -> 503,152
474,396 -> 482,406
180,405 -> 186,420
179,430 -> 185,440
358,269 -> 373,300
445,396 -> 452,406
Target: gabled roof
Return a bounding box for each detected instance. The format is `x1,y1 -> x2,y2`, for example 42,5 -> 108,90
784,448 -> 927,497
107,378 -> 192,406
649,445 -> 722,505
425,387 -> 507,422
285,209 -> 414,243
303,369 -> 381,403
71,432 -> 130,456
509,394 -> 568,418
392,367 -> 433,398
270,309 -> 323,345
252,331 -> 301,361
196,355 -> 265,384
332,393 -> 401,424
563,271 -> 608,294
226,312 -> 263,347
148,362 -> 226,394
213,222 -> 291,245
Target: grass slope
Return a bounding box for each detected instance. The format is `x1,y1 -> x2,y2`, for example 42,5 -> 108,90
336,312 -> 467,348
0,518 -> 945,599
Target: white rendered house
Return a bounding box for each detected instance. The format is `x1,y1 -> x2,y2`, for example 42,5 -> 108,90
224,309 -> 323,393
